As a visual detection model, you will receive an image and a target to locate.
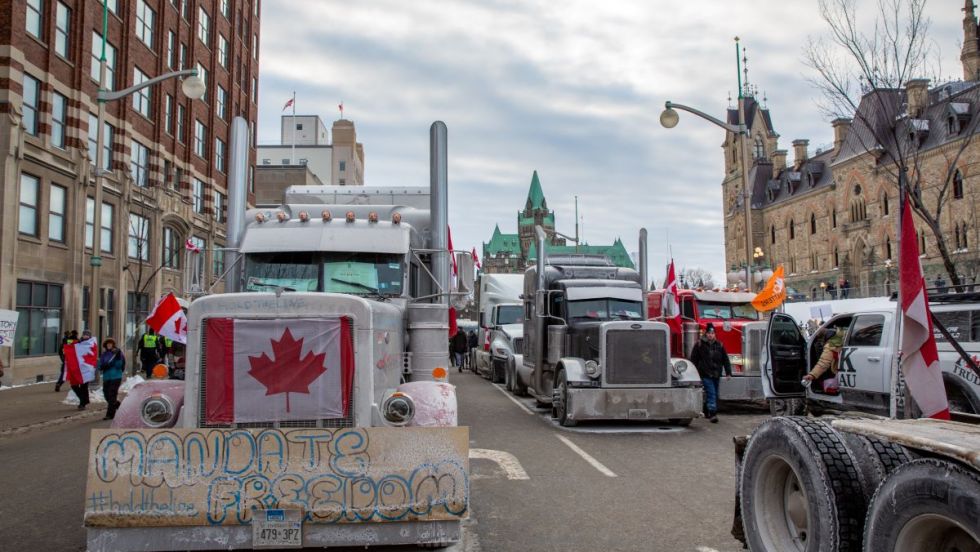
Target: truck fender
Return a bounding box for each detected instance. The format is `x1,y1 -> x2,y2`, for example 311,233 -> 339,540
670,357 -> 702,385
557,358 -> 591,384
111,379 -> 186,429
396,381 -> 458,427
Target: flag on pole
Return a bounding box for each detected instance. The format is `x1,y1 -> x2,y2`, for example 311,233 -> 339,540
282,97 -> 294,111
751,265 -> 787,312
663,260 -> 681,319
185,238 -> 201,253
64,337 -> 98,386
448,226 -> 458,276
471,247 -> 481,270
899,194 -> 950,419
338,101 -> 344,118
146,292 -> 188,345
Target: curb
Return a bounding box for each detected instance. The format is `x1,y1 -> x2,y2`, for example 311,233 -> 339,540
0,404 -> 107,438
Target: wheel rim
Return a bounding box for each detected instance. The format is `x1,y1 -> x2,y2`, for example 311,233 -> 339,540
753,455 -> 810,552
556,378 -> 567,421
895,514 -> 980,552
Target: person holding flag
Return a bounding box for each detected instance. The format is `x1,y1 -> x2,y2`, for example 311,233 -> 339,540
64,329 -> 98,409
98,338 -> 125,419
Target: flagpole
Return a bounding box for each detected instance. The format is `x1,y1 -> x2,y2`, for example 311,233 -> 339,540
290,91 -> 296,165
889,169 -> 907,419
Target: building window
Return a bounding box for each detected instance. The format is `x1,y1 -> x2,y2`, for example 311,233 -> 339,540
180,0 -> 188,20
339,160 -> 346,172
299,158 -> 308,165
179,42 -> 187,69
166,31 -> 176,69
218,34 -> 229,68
85,197 -> 94,248
213,247 -> 225,279
192,178 -> 205,213
850,199 -> 867,222
90,31 -> 117,90
216,85 -> 227,120
176,104 -> 186,143
833,247 -> 839,268
51,92 -> 67,148
198,7 -> 211,46
162,227 -> 181,268
810,213 -> 817,235
101,202 -> 114,254
130,140 -> 149,187
172,166 -> 182,192
193,120 -> 207,158
22,74 -> 40,136
881,193 -> 889,215
789,219 -> 795,240
55,2 -> 71,58
133,67 -> 152,117
753,135 -> 765,159
100,0 -> 118,14
253,34 -> 258,59
196,63 -> 208,101
251,77 -> 257,100
215,191 -> 226,223
136,0 -> 155,48
220,0 -> 230,18
126,292 -> 150,350
19,173 -> 39,236
215,138 -> 226,173
886,236 -> 892,260
48,184 -> 66,242
14,281 -> 63,357
920,231 -> 927,254
26,0 -> 43,39
832,209 -> 837,228
963,223 -> 969,250
954,169 -> 964,200
811,252 -> 818,271
770,225 -> 776,244
128,213 -> 150,261
164,94 -> 173,135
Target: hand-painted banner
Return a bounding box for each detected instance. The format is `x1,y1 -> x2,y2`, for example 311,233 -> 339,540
85,427 -> 469,527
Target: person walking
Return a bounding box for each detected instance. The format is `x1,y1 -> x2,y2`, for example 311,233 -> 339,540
137,328 -> 163,378
69,330 -> 95,409
466,330 -> 478,370
451,328 -> 468,373
55,330 -> 77,392
98,338 -> 125,420
689,323 -> 732,423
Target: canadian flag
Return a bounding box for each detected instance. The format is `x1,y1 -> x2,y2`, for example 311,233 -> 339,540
146,293 -> 188,345
471,247 -> 481,270
663,260 -> 681,319
204,317 -> 354,424
185,239 -> 201,253
899,194 -> 950,419
64,338 -> 98,386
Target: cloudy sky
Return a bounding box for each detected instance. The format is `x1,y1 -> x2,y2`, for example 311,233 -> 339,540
256,0 -> 962,284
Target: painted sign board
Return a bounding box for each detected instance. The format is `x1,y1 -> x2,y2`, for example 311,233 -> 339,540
84,427 -> 469,527
0,309 -> 18,347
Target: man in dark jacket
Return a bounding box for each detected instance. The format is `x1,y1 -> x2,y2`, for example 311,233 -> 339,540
689,323 -> 732,423
451,329 -> 468,372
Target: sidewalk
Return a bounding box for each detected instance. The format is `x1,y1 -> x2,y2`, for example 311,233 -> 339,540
0,382 -> 106,435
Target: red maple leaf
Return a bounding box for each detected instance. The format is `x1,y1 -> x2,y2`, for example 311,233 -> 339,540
247,328 -> 327,412
82,342 -> 98,368
174,317 -> 184,336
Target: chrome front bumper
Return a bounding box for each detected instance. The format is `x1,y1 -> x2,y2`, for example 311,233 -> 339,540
566,386 -> 703,421
718,374 -> 765,401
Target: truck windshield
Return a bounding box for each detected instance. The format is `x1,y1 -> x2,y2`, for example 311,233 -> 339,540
696,301 -> 760,320
496,305 -> 523,325
568,299 -> 643,321
245,252 -> 404,296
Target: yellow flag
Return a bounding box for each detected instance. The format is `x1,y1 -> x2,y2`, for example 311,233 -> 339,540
752,265 -> 787,312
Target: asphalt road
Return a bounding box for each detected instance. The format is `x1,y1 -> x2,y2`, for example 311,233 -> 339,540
0,373 -> 766,551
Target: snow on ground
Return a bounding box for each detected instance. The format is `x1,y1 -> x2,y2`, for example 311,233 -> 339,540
60,375 -> 146,405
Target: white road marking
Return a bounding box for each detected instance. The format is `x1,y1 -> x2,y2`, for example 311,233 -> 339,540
694,547 -> 721,552
469,448 -> 530,480
555,434 -> 617,477
490,383 -> 534,415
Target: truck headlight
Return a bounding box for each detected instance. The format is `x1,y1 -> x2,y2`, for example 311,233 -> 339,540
140,394 -> 176,428
492,346 -> 509,357
584,360 -> 600,378
672,360 -> 690,377
382,392 -> 415,426
728,354 -> 744,365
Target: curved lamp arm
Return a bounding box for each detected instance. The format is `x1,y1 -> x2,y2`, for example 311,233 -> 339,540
663,101 -> 745,134
98,69 -> 199,102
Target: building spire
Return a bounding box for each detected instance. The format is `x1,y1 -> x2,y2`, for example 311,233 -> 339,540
526,170 -> 546,210
964,0 -> 980,80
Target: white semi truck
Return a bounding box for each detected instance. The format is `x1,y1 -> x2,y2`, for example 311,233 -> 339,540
84,121 -> 471,550
474,273 -> 524,383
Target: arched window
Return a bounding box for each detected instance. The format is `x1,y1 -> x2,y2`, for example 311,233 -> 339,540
789,219 -> 795,240
810,213 -> 817,234
956,225 -> 962,250
963,223 -> 969,249
162,226 -> 181,269
811,252 -> 818,271
850,199 -> 867,222
881,193 -> 889,215
920,231 -> 927,254
833,247 -> 839,268
886,236 -> 892,260
954,169 -> 964,200
948,116 -> 958,135
832,209 -> 837,228
754,134 -> 765,159
771,225 -> 776,244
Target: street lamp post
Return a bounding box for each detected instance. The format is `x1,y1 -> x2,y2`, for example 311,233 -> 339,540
661,99 -> 755,292
86,5 -> 205,337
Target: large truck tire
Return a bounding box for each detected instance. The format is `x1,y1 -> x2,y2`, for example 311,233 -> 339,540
740,417 -> 866,552
768,398 -> 806,417
509,359 -> 528,397
863,458 -> 980,552
491,358 -> 505,384
839,433 -> 913,500
553,370 -> 577,427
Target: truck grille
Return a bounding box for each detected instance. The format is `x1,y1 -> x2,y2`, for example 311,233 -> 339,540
197,320 -> 356,429
512,338 -> 524,356
742,324 -> 767,375
604,328 -> 669,386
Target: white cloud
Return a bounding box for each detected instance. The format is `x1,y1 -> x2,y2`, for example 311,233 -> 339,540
258,0 -> 965,283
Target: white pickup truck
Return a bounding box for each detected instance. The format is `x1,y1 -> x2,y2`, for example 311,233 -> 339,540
762,298 -> 980,417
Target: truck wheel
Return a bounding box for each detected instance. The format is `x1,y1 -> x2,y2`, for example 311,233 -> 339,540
863,458 -> 980,552
740,417 -> 866,552
947,383 -> 978,415
504,362 -> 513,392
554,371 -> 577,427
839,433 -> 913,500
768,398 -> 806,417
491,359 -> 505,384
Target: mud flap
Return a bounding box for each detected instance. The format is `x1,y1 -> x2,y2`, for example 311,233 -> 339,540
731,435 -> 748,548
85,427 -> 469,548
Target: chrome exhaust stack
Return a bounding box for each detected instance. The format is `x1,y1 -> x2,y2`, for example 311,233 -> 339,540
225,116 -> 250,293
639,228 -> 648,317
430,121 -> 449,304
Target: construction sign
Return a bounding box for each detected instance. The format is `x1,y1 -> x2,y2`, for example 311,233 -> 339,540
751,265 -> 787,312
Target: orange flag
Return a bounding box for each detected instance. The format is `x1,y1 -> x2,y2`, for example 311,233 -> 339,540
751,265 -> 786,312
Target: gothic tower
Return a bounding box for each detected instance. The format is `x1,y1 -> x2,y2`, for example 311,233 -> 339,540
963,1 -> 980,81
517,171 -> 562,259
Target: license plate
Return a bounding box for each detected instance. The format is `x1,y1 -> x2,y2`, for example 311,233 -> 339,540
252,509 -> 302,549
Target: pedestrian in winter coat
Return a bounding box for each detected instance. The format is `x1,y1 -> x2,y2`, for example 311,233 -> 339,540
56,330 -> 77,392
137,328 -> 164,377
99,338 -> 125,420
70,330 -> 94,409
451,329 -> 468,370
689,323 -> 732,423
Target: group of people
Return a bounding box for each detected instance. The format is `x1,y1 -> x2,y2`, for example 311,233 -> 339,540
450,328 -> 478,372
55,329 -> 125,419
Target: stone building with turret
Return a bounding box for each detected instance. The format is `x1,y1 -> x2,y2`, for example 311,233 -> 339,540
721,3 -> 980,299
481,171 -> 633,274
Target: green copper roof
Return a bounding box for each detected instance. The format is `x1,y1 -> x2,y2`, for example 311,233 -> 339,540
527,239 -> 635,269
526,170 -> 546,210
484,225 -> 521,256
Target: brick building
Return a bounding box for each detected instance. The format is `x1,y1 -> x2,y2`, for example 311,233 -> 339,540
0,0 -> 260,384
721,3 -> 980,299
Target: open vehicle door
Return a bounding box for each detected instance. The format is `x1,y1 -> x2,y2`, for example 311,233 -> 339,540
763,313 -> 807,398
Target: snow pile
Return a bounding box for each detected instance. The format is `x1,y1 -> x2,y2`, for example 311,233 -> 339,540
119,375 -> 146,394
60,375 -> 146,405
